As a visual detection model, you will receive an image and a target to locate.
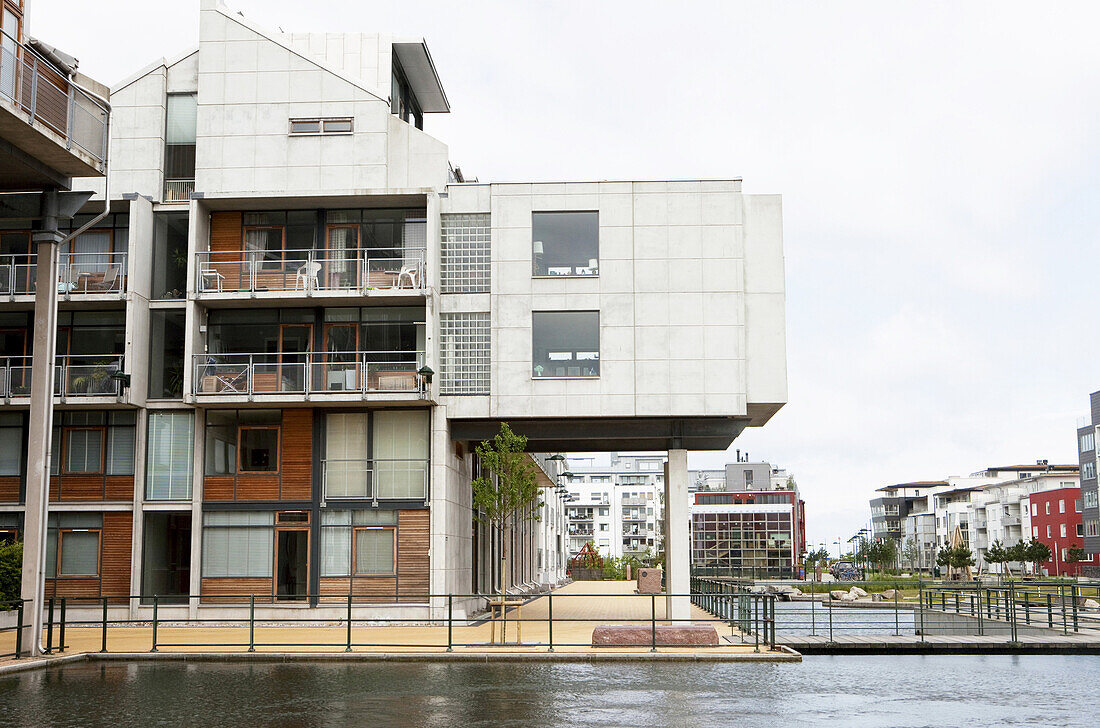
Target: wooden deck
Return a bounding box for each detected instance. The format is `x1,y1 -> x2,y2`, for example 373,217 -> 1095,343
779,631 -> 1100,654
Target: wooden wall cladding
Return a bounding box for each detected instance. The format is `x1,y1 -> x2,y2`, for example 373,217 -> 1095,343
232,475 -> 280,501
48,475 -> 135,502
100,512 -> 133,599
201,577 -> 274,603
280,409 -> 312,500
397,509 -> 430,599
0,477 -> 20,503
210,212 -> 243,254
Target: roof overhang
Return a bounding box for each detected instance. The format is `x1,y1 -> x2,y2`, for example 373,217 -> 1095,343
393,42 -> 450,113
449,416 -> 751,452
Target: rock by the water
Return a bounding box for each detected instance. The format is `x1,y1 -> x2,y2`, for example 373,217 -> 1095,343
849,586 -> 868,598
829,589 -> 847,600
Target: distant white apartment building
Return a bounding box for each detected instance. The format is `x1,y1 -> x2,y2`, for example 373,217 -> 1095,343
563,453 -> 665,559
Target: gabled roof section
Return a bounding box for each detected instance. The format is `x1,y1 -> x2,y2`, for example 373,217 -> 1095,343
206,1 -> 387,105
393,41 -> 450,113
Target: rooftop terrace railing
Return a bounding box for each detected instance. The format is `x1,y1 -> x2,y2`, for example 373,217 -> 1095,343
195,247 -> 426,295
192,351 -> 426,397
0,27 -> 109,167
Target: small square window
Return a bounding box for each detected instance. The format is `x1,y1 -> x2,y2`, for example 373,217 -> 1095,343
239,427 -> 279,472
532,311 -> 599,378
532,211 -> 598,276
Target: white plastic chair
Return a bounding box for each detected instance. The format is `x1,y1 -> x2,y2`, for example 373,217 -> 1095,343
199,266 -> 224,293
396,264 -> 419,289
296,261 -> 321,291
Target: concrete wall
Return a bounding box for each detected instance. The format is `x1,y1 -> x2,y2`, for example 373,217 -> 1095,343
440,180 -> 786,423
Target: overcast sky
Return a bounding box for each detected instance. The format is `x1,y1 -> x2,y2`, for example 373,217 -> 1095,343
32,1 -> 1100,546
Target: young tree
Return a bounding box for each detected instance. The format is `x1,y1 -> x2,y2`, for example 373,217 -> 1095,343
471,422 -> 542,601
1066,544 -> 1087,566
1024,538 -> 1052,577
985,540 -> 1008,582
902,537 -> 922,573
1006,541 -> 1028,577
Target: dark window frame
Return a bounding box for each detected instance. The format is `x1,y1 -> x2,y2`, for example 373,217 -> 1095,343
237,425 -> 280,474
57,528 -> 101,577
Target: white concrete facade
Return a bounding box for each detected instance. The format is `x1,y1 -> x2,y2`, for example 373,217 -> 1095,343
562,453 -> 666,559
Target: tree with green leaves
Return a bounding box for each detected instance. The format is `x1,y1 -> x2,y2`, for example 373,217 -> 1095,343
471,422 -> 543,604
902,537 -> 922,573
1023,538 -> 1052,577
0,540 -> 21,606
1006,541 -> 1028,577
936,543 -> 975,578
1066,543 -> 1087,567
985,539 -> 1009,582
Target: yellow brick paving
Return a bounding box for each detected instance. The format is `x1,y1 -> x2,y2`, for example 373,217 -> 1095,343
0,581 -> 776,660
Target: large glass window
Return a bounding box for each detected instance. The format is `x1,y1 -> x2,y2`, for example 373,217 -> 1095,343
148,310 -> 185,399
324,413 -> 369,498
532,311 -> 600,378
44,513 -> 102,578
146,412 -> 194,500
0,412 -> 22,476
532,211 -> 598,276
201,511 -> 274,578
151,213 -> 188,299
373,410 -> 429,499
204,410 -> 281,475
165,93 -> 197,181
320,510 -> 397,576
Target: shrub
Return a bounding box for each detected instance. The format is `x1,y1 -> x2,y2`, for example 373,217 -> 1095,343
0,540 -> 22,606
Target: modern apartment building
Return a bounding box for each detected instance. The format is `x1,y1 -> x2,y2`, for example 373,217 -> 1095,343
870,481 -> 948,543
1026,485 -> 1089,577
1077,390 -> 1099,570
3,1 -> 787,625
687,461 -> 805,577
562,452 -> 665,559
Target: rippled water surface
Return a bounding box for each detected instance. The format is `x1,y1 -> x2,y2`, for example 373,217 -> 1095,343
1,655 -> 1096,727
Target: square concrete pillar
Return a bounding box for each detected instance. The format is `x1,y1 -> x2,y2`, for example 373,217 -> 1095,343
664,449 -> 690,620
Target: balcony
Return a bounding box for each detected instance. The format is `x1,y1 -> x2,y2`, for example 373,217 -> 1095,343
194,248 -> 426,300
0,253 -> 35,297
1002,515 -> 1021,527
163,179 -> 194,203
0,354 -> 123,399
321,458 -> 428,504
0,252 -> 127,299
192,351 -> 426,401
0,27 -> 109,187
568,526 -> 594,537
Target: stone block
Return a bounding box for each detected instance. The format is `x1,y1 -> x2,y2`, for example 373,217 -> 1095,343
637,567 -> 663,595
591,623 -> 718,647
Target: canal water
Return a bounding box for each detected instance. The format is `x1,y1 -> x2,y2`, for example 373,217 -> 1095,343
1,655 -> 1095,727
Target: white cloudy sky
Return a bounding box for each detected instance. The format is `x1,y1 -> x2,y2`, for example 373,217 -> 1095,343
33,1 -> 1100,546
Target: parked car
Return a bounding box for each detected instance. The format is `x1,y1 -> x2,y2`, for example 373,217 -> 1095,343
830,561 -> 864,581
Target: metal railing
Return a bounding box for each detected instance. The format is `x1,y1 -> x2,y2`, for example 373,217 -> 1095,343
195,247 -> 427,294
163,179 -> 194,203
322,458 -> 429,502
0,26 -> 109,166
192,351 -> 426,396
58,251 -> 127,294
0,253 -> 36,295
1,354 -> 123,398
0,588 -> 780,658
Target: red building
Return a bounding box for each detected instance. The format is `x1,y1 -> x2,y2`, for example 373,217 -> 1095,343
1027,487 -> 1092,576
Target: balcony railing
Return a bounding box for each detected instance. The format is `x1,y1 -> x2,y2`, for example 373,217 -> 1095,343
193,351 -> 425,397
0,253 -> 35,295
0,355 -> 123,398
321,458 -> 429,502
59,252 -> 127,294
164,179 -> 194,203
0,26 -> 109,166
195,248 -> 426,295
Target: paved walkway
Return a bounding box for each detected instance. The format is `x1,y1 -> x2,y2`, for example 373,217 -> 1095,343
0,581 -> 781,662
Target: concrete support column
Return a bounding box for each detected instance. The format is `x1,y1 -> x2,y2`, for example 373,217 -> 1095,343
20,194 -> 62,656
188,408 -> 205,619
664,449 -> 690,620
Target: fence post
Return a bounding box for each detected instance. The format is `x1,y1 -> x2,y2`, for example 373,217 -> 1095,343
650,595 -> 657,652
893,581 -> 899,636
15,601 -> 23,659
811,588 -> 816,636
1009,588 -> 1018,643
150,595 -> 159,652
918,587 -> 925,642
101,597 -> 108,653
1047,592 -> 1053,629
446,595 -> 454,652
45,597 -> 54,654
1061,585 -> 1068,636
546,592 -> 553,653
976,587 -> 984,636
248,595 -> 255,652
1071,585 -> 1079,632
58,598 -> 66,655
827,594 -> 834,644
754,597 -> 760,653
345,589 -> 353,653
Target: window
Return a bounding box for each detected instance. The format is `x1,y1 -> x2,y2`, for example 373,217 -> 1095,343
0,412 -> 22,476
1032,526 -> 1038,537
146,412 -> 194,500
1076,499 -> 1083,513
1046,525 -> 1051,538
288,117 -> 353,135
532,211 -> 598,276
744,470 -> 754,486
532,311 -> 599,378
391,54 -> 423,129
1078,524 -> 1085,537
45,513 -> 102,578
373,410 -> 429,499
1045,502 -> 1050,515
1059,499 -> 1065,514
440,214 -> 490,293
440,312 -> 490,395
1031,503 -> 1037,516
148,310 -> 185,398
1060,524 -> 1067,537
64,428 -> 103,474
202,512 -> 274,578
324,413 -> 370,498
151,213 -> 188,299
240,427 -> 279,472
320,510 -> 398,576
1082,432 -> 1095,452
1084,462 -> 1097,480
165,93 -> 197,181
205,410 -> 281,475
